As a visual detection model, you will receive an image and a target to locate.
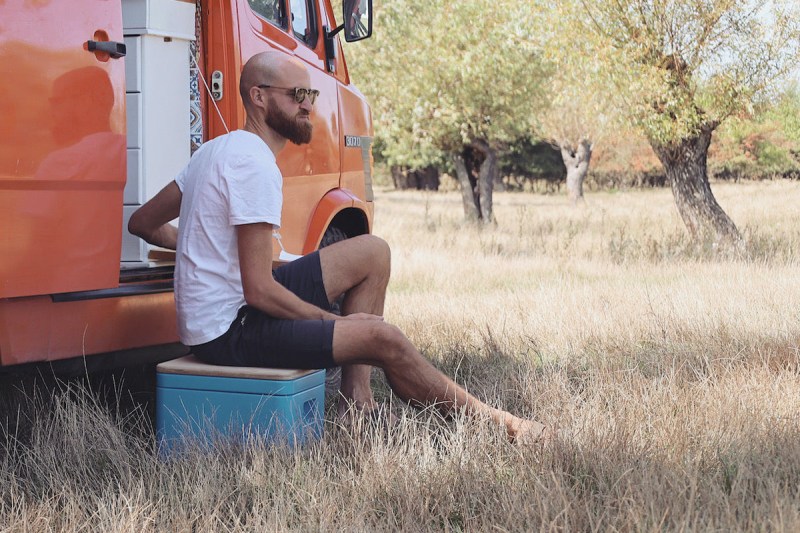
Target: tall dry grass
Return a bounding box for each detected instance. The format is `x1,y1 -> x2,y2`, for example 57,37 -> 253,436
2,180 -> 800,531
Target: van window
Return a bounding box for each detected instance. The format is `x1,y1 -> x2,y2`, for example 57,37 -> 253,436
290,0 -> 317,47
248,0 -> 287,28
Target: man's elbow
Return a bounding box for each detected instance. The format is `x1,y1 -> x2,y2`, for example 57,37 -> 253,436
242,281 -> 275,312
242,287 -> 263,309
128,207 -> 161,246
128,208 -> 147,240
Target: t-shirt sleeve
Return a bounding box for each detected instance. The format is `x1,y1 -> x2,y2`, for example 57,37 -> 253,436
174,165 -> 188,192
225,153 -> 282,228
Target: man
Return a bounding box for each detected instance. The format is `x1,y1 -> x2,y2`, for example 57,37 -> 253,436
129,51 -> 548,443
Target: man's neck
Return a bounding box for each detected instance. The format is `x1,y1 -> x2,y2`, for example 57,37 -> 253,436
243,118 -> 287,155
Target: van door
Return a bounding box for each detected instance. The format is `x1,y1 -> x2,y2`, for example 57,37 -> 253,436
0,0 -> 126,298
234,0 -> 342,258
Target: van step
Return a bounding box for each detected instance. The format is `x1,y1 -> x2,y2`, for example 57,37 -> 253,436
51,280 -> 173,303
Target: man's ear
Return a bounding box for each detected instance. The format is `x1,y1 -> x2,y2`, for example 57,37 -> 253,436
249,86 -> 266,110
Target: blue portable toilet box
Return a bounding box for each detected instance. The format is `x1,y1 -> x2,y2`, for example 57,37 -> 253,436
156,355 -> 325,450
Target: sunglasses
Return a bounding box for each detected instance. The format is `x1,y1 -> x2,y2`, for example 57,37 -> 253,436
257,85 -> 320,105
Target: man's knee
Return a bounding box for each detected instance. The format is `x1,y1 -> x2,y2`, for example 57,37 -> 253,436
356,235 -> 390,277
371,322 -> 416,368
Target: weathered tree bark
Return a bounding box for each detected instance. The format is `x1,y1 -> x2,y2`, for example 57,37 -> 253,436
469,139 -> 497,224
558,138 -> 592,204
650,123 -> 744,249
390,165 -> 412,189
452,152 -> 480,221
452,140 -> 497,224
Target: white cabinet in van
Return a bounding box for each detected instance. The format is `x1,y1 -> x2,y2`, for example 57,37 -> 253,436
121,0 -> 195,263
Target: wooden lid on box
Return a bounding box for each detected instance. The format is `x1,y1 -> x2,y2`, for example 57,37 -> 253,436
157,355 -> 317,380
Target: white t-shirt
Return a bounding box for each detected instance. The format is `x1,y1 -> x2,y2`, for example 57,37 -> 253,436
174,130 -> 282,346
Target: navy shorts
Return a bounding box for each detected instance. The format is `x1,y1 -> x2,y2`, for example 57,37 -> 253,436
191,251 -> 337,369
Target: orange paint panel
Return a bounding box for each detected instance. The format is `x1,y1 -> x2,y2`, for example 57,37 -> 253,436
0,189 -> 123,298
203,0 -> 247,139
0,293 -> 178,367
338,81 -> 373,199
0,0 -> 375,368
235,0 -> 346,257
0,0 -> 126,298
278,174 -> 340,258
302,188 -> 368,253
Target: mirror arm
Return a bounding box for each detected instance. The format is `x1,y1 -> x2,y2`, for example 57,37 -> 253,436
327,24 -> 345,38
323,25 -> 343,73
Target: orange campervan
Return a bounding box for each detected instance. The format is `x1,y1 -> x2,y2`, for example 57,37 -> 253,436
0,0 -> 374,369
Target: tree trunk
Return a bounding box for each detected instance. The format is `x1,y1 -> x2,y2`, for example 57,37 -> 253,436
418,166 -> 440,190
559,138 -> 592,205
391,165 -> 412,189
453,140 -> 498,224
470,139 -> 497,224
452,152 -> 480,221
650,124 -> 744,249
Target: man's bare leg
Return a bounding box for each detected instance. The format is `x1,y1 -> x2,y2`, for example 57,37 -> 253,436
337,364 -> 376,414
319,235 -> 391,415
332,319 -> 547,442
318,235 -> 547,441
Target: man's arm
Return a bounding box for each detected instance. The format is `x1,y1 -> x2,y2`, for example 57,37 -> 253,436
238,223 -> 382,321
128,181 -> 181,250
237,222 -> 341,320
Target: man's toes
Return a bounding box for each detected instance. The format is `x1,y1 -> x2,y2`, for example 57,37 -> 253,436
510,420 -> 551,447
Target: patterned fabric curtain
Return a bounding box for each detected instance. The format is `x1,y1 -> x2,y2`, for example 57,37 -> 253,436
189,0 -> 203,154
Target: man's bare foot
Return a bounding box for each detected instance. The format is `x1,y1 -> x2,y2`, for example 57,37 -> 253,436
506,417 -> 551,446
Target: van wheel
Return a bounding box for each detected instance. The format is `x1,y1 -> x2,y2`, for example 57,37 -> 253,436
320,225 -> 348,249
319,226 -> 348,401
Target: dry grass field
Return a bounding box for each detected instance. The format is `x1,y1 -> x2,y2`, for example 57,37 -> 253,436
2,180 -> 800,531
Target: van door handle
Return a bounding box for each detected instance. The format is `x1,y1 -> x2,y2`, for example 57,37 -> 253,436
86,40 -> 126,59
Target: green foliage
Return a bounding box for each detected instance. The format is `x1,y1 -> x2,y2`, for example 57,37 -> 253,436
710,90 -> 800,180
346,0 -> 550,168
544,0 -> 800,147
499,137 -> 565,186
535,10 -> 622,153
766,84 -> 800,144
344,0 -> 800,183
755,139 -> 794,170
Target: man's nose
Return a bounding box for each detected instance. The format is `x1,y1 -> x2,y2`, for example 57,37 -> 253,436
300,96 -> 314,112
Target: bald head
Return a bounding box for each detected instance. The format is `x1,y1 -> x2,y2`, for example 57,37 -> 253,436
239,51 -> 310,112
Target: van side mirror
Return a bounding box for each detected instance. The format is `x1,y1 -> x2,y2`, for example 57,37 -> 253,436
342,0 -> 372,42
323,0 -> 373,72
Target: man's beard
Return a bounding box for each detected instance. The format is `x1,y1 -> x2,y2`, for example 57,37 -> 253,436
265,101 -> 313,145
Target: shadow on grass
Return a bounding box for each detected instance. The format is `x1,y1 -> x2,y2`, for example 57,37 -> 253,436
0,361 -> 159,451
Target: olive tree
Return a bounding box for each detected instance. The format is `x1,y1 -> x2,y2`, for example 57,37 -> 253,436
536,51 -> 617,204
546,0 -> 800,247
347,0 -> 549,223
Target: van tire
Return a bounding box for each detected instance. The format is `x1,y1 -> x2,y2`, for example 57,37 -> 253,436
320,225 -> 348,250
